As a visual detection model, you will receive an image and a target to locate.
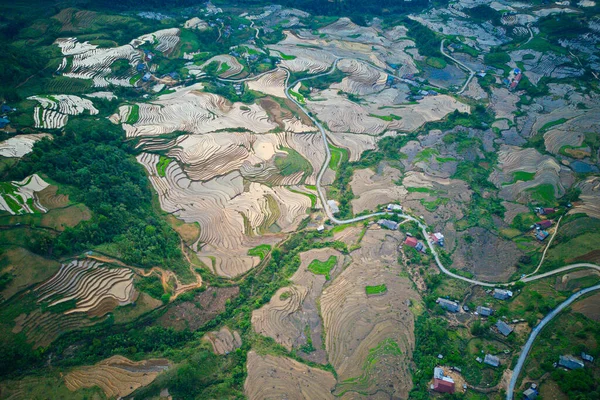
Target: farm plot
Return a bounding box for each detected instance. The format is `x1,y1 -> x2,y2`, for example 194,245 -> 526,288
203,326 -> 242,354
35,259 -> 136,317
252,248 -> 342,362
148,131 -> 316,185
28,95 -> 98,129
244,351 -> 336,400
350,165 -> 407,214
200,55 -> 244,78
330,59 -> 387,96
64,355 -> 170,398
0,174 -> 50,215
119,84 -> 277,138
569,176 -> 600,219
55,37 -> 141,87
158,286 -> 239,331
246,68 -> 287,98
0,247 -> 60,302
543,109 -> 600,156
320,228 -> 419,398
138,153 -> 310,277
268,33 -> 337,74
307,89 -> 469,134
0,134 -> 51,158
12,308 -> 104,348
327,132 -> 379,162
490,145 -> 569,203
132,28 -> 180,54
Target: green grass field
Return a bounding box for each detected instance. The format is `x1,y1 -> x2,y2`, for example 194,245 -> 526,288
126,104 -> 140,124
328,144 -> 348,170
365,284 -> 387,295
426,57 -> 447,69
368,113 -> 402,122
156,156 -> 173,177
289,89 -> 305,104
307,255 -> 337,280
274,148 -> 312,177
248,244 -> 272,260
526,184 -> 556,204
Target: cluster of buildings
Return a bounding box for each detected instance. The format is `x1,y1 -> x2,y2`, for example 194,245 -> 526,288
405,236 -> 426,253
557,353 -> 594,370
504,67 -> 523,91
0,104 -> 15,129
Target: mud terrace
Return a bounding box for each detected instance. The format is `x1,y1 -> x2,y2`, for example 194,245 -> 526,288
64,356 -> 170,398
244,351 -> 336,400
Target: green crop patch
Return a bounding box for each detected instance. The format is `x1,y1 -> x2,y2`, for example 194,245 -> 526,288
248,244 -> 272,260
156,156 -> 173,177
274,147 -> 312,177
307,255 -> 337,280
365,284 -> 387,295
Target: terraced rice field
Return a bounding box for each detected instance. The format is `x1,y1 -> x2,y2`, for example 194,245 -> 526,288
35,259 -> 136,317
0,174 -> 50,215
350,166 -> 407,213
133,28 -> 180,54
119,83 -> 276,137
490,145 -> 566,203
0,134 -> 52,158
247,68 -> 287,98
331,59 -> 387,95
29,95 -> 98,129
244,351 -> 336,400
138,152 -> 310,277
308,90 -> 469,134
320,228 -> 419,397
12,309 -> 103,348
252,248 -> 342,363
570,177 -> 600,219
201,55 -> 244,78
203,326 -> 242,354
64,355 -> 170,398
55,37 -> 141,87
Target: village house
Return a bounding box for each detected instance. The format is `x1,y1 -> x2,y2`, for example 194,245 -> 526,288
558,355 -> 584,370
581,352 -> 594,362
436,298 -> 460,313
387,203 -> 402,212
535,220 -> 553,230
431,367 -> 455,394
523,384 -> 538,400
0,117 -> 10,129
535,207 -> 555,215
493,288 -> 513,300
378,219 -> 399,230
404,236 -> 425,252
484,354 -> 500,367
476,306 -> 494,317
496,320 -> 514,337
430,232 -> 445,247
535,230 -> 549,241
327,200 -> 339,214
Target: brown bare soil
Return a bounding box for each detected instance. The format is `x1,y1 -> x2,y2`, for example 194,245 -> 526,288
451,227 -> 523,281
203,326 -> 242,354
554,270 -> 600,291
571,249 -> 600,264
321,228 -> 420,398
36,185 -> 70,209
166,214 -> 201,246
572,292 -> 600,321
244,351 -> 336,400
158,286 -> 239,331
64,355 -> 170,398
